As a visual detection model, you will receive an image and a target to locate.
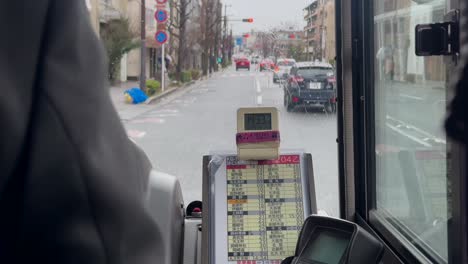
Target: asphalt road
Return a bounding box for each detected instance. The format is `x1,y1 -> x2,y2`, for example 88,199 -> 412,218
123,66 -> 340,216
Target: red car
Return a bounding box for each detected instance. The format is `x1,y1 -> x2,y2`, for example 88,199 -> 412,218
259,59 -> 275,71
236,58 -> 250,71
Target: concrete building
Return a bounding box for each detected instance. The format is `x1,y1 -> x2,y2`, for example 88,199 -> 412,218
99,0 -> 130,82
322,0 -> 336,63
126,0 -> 158,81
374,0 -> 445,83
303,0 -> 335,62
274,31 -> 304,59
86,0 -> 100,34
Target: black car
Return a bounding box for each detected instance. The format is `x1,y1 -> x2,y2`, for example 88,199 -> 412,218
283,62 -> 336,113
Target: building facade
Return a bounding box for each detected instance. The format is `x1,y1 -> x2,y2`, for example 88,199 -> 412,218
86,0 -> 100,34
126,0 -> 158,81
303,0 -> 335,63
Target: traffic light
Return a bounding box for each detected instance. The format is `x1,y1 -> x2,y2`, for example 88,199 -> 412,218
242,18 -> 254,23
288,34 -> 296,39
243,33 -> 250,38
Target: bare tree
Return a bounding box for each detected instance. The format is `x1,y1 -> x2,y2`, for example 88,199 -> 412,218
168,0 -> 195,79
201,0 -> 223,75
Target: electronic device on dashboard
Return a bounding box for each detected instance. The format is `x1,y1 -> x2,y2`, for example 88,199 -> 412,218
281,216 -> 383,264
236,107 -> 280,160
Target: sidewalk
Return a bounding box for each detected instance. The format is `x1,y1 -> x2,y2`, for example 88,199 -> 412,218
109,81 -> 154,121
109,71 -> 221,121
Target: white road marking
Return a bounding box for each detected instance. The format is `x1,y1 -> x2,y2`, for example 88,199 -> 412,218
127,130 -> 146,139
150,109 -> 179,114
146,113 -> 178,117
399,94 -> 424,101
386,123 -> 432,147
317,210 -> 329,216
256,79 -> 261,93
387,115 -> 446,144
257,95 -> 263,105
131,117 -> 166,124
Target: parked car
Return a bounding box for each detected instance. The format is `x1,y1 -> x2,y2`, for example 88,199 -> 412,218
283,61 -> 336,113
259,59 -> 275,71
236,58 -> 251,71
273,58 -> 296,83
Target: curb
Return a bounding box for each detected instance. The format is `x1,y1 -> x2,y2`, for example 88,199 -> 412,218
144,70 -> 222,105
145,80 -> 197,105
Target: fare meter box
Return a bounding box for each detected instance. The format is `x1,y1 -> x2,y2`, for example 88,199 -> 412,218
237,107 -> 280,160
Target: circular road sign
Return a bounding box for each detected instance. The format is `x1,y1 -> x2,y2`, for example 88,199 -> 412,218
155,30 -> 168,44
156,0 -> 168,4
155,9 -> 168,23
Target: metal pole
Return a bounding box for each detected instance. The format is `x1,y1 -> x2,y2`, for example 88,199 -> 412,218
140,0 -> 146,91
162,43 -> 165,92
223,5 -> 228,63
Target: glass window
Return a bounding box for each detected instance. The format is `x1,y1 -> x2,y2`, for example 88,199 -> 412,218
277,61 -> 295,66
297,68 -> 333,78
373,0 -> 451,261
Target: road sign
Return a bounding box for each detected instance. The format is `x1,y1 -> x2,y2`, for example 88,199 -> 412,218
155,9 -> 168,23
236,37 -> 243,46
156,0 -> 167,4
157,23 -> 167,31
155,30 -> 168,44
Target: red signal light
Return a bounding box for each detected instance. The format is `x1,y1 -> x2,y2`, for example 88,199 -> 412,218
242,18 -> 254,23
243,34 -> 250,38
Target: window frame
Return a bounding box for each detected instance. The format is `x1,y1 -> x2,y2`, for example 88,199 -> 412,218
342,0 -> 468,263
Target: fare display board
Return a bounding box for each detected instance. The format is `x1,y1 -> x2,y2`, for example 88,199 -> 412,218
205,153 -> 315,264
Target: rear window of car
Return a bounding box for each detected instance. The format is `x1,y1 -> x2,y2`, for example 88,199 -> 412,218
277,61 -> 295,66
297,67 -> 333,77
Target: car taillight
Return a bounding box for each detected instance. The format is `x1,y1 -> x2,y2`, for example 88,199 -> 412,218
292,96 -> 299,103
294,76 -> 304,83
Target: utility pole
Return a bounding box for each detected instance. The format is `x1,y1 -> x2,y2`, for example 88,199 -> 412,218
140,0 -> 146,91
222,4 -> 228,64
229,28 -> 233,61
305,5 -> 310,61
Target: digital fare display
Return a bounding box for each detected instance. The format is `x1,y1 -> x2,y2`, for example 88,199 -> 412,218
244,113 -> 272,131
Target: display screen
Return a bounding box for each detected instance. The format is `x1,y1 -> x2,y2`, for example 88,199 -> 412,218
302,228 -> 351,264
244,113 -> 272,131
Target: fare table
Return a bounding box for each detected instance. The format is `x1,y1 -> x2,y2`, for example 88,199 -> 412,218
202,153 -> 317,264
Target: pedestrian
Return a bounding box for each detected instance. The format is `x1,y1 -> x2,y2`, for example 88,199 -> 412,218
0,1 -> 162,263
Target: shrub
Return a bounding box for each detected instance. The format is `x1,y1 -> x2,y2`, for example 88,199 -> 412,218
181,71 -> 192,83
222,60 -> 232,68
146,79 -> 161,96
169,71 -> 177,80
100,19 -> 139,84
191,69 -> 201,80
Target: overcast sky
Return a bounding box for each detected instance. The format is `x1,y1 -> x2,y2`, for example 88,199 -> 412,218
222,0 -> 311,34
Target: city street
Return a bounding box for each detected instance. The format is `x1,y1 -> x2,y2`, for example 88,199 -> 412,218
121,66 -> 340,216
